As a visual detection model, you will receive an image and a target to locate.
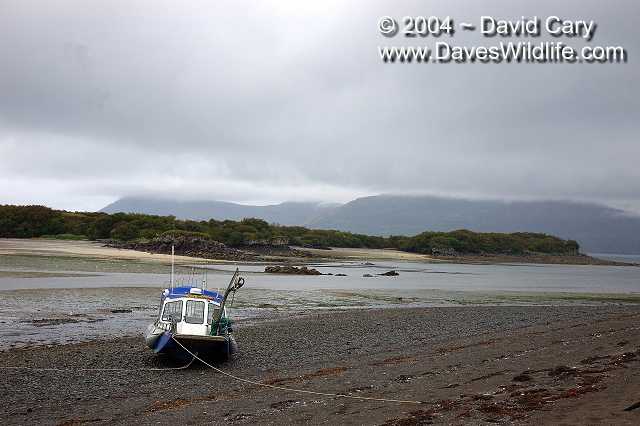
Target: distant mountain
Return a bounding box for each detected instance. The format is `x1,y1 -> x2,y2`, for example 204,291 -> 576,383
100,197 -> 337,225
101,195 -> 640,253
307,195 -> 640,254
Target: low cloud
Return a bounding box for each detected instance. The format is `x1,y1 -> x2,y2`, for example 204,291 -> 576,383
0,0 -> 638,211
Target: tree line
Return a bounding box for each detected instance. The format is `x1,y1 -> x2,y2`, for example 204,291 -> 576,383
0,205 -> 580,255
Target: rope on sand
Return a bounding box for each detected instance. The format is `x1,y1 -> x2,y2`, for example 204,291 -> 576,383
0,356 -> 195,372
1,339 -> 424,404
171,336 -> 425,405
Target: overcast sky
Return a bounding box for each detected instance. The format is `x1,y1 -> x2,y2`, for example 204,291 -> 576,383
0,0 -> 638,212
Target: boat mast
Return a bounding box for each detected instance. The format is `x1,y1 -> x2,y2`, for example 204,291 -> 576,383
170,244 -> 175,289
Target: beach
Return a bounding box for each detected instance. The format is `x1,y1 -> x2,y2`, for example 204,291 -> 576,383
0,238 -> 215,265
2,305 -> 640,425
0,238 -> 628,267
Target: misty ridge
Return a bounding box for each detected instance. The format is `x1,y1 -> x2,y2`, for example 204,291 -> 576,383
102,195 -> 640,254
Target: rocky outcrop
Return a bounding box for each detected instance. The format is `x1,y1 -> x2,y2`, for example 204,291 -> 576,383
110,233 -> 256,261
242,244 -> 312,258
432,247 -> 457,256
264,265 -> 323,275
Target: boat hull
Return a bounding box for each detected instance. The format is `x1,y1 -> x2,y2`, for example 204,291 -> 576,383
144,324 -> 164,348
151,331 -> 237,362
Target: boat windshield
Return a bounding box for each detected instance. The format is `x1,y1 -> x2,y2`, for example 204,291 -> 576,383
162,300 -> 182,322
185,300 -> 205,324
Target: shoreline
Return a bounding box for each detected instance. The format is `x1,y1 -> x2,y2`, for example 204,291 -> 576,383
0,238 -> 634,267
296,246 -> 636,266
2,305 -> 640,424
424,253 -> 635,266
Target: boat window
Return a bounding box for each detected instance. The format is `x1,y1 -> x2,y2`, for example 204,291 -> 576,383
162,300 -> 182,322
207,303 -> 221,324
185,300 -> 205,324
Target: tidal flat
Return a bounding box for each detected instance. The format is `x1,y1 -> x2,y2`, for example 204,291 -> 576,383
2,239 -> 640,350
3,306 -> 640,425
1,239 -> 640,424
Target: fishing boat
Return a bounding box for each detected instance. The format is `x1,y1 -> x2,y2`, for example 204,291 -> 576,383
144,247 -> 245,361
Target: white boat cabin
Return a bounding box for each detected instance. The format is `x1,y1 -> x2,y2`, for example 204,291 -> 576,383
157,287 -> 227,336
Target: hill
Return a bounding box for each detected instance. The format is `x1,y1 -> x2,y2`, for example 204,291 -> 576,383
308,195 -> 640,254
101,197 -> 335,225
100,195 -> 640,254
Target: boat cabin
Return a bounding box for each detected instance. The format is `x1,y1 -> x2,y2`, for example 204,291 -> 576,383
157,287 -> 229,336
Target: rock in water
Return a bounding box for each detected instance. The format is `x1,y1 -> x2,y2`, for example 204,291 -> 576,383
264,265 -> 323,275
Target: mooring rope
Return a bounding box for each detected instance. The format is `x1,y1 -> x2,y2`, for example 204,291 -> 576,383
0,355 -> 195,372
170,336 -> 424,405
1,339 -> 424,404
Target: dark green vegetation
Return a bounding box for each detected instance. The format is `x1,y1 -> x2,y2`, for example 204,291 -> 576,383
0,205 -> 580,256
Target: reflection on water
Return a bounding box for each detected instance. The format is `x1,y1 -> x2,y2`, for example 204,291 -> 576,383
1,259 -> 640,350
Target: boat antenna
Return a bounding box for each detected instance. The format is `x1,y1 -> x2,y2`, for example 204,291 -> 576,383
170,244 -> 175,289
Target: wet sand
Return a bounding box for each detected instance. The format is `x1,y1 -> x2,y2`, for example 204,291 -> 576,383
296,246 -> 434,262
0,271 -> 101,278
2,305 -> 640,425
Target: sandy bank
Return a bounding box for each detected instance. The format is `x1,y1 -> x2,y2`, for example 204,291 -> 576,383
0,238 -> 219,265
296,246 -> 434,261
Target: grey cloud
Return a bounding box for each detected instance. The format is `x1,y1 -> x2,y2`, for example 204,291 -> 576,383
0,0 -> 638,211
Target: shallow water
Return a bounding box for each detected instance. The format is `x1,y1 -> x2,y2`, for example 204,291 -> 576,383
2,260 -> 639,293
201,261 -> 640,293
590,253 -> 640,264
1,257 -> 639,350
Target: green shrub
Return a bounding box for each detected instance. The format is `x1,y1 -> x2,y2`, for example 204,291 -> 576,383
0,205 -> 580,255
